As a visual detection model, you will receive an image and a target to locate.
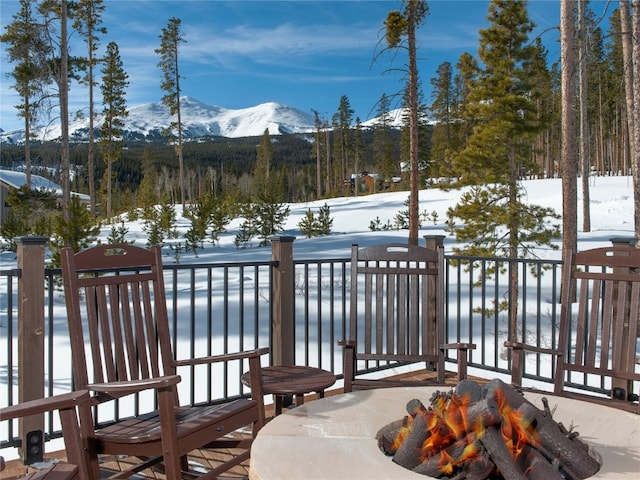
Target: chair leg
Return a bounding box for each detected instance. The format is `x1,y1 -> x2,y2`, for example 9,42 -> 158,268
157,388 -> 181,480
342,344 -> 355,393
78,406 -> 102,480
510,346 -> 524,387
457,348 -> 468,382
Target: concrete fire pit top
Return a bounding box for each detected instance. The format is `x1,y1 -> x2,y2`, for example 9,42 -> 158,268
249,386 -> 640,480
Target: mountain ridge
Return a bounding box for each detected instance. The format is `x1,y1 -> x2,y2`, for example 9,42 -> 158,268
0,97 -> 319,144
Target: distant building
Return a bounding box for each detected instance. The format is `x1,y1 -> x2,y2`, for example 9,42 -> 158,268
349,172 -> 401,193
0,169 -> 90,226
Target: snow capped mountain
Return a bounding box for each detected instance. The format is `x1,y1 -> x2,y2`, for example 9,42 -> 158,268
360,108 -> 433,129
0,97 -> 316,144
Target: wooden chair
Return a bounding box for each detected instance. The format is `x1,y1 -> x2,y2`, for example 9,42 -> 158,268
507,246 -> 640,413
60,244 -> 269,480
339,243 -> 475,392
0,390 -> 91,480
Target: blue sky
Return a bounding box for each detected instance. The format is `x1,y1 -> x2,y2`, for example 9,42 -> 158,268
0,0 -> 613,133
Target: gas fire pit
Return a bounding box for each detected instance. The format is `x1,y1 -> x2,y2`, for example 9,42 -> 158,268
378,379 -> 602,479
249,385 -> 640,480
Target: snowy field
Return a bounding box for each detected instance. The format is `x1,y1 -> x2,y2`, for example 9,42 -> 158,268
102,175 -> 635,262
0,175 -> 636,460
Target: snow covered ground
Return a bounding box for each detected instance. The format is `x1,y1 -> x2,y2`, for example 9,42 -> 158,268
94,175 -> 636,264
0,175 -> 636,461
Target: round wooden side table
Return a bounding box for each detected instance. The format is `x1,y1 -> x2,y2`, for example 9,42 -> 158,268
242,365 -> 336,415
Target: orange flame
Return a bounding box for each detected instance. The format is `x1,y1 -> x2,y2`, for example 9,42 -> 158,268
494,388 -> 540,459
391,415 -> 414,451
393,386 -> 545,477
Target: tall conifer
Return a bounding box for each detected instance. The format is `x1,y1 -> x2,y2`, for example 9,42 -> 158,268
447,0 -> 560,339
384,0 -> 428,244
1,0 -> 52,188
373,93 -> 396,189
99,41 -> 128,222
73,0 -> 106,216
334,95 -> 354,195
254,129 -> 273,201
429,61 -> 455,177
156,17 -> 186,207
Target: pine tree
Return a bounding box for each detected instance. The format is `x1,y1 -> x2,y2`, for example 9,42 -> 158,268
429,61 -> 455,177
311,109 -> 324,199
298,209 -> 317,238
99,41 -> 129,222
183,196 -> 211,254
528,38 -> 555,179
137,147 -> 160,218
254,128 -> 273,200
0,185 -> 57,250
317,203 -> 333,235
383,0 -> 428,245
373,93 -> 396,190
38,0 -> 72,222
251,129 -> 289,245
72,0 -> 106,217
448,0 -> 560,339
399,81 -> 430,189
453,52 -> 480,152
208,198 -> 231,246
353,118 -> 366,194
156,17 -> 186,207
334,95 -> 354,194
324,120 -> 333,196
1,0 -> 52,188
252,201 -> 290,246
50,195 -> 100,266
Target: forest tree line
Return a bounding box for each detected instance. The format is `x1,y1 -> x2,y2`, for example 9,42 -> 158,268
0,126 -> 405,213
1,0 -> 638,258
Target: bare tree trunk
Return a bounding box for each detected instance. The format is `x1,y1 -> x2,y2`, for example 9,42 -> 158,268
407,0 -> 419,246
60,0 -> 71,222
561,0 -> 578,257
631,0 -> 640,244
177,95 -> 185,207
316,125 -> 322,199
578,0 -> 591,232
508,145 -> 519,343
107,153 -> 112,221
621,1 -> 635,153
24,98 -> 31,188
88,47 -> 96,216
325,124 -> 331,195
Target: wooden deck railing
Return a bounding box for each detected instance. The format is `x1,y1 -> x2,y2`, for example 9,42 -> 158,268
1,235 -> 637,460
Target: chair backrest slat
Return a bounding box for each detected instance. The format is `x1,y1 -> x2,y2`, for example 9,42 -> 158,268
110,282 -> 128,380
349,243 -> 442,363
62,245 -> 175,397
598,278 -> 613,369
120,281 -> 139,380
626,282 -> 640,369
556,246 -> 640,405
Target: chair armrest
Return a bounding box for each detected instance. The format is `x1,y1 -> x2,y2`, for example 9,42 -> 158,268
338,340 -> 356,393
172,347 -> 269,368
504,341 -> 562,388
0,390 -> 90,419
504,341 -> 561,356
439,343 -> 476,381
89,375 -> 181,395
440,342 -> 476,351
